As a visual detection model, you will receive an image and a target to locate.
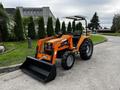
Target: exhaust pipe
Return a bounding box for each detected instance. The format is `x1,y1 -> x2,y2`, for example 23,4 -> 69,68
20,56 -> 56,82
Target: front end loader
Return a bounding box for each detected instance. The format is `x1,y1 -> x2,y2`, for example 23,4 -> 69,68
20,15 -> 93,82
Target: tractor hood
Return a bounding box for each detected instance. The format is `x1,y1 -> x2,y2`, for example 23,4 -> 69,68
46,35 -> 72,44
47,38 -> 63,43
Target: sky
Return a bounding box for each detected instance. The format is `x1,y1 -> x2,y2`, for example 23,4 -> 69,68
0,0 -> 120,28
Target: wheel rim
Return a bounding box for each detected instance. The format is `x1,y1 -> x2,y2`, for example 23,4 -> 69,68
86,42 -> 92,56
66,55 -> 74,67
86,45 -> 90,53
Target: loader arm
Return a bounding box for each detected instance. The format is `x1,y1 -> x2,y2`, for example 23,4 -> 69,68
51,35 -> 73,64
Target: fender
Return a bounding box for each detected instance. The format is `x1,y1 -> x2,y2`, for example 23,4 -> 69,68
76,35 -> 90,51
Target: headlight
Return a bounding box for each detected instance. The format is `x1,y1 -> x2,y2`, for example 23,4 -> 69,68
44,43 -> 52,50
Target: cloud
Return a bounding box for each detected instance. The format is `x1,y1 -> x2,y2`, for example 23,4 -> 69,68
1,0 -> 120,27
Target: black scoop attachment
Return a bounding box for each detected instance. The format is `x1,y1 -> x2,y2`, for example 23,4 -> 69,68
20,56 -> 56,82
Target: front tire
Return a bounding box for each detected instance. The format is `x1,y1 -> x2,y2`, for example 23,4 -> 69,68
80,39 -> 93,60
61,51 -> 75,70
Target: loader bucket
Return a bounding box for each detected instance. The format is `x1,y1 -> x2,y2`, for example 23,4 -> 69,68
20,56 -> 56,82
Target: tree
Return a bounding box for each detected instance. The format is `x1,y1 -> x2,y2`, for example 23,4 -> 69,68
111,14 -> 120,32
0,3 -> 3,9
0,3 -> 8,19
23,17 -> 30,37
75,22 -> 83,34
0,3 -> 9,41
1,21 -> 9,41
38,17 -> 46,39
46,17 -> 55,36
55,18 -> 60,34
88,23 -> 92,30
61,21 -> 66,34
90,12 -> 100,31
67,22 -> 72,33
72,20 -> 76,32
28,16 -> 36,39
14,8 -> 24,41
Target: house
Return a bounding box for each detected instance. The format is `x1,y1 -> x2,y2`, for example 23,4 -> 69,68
5,7 -> 56,25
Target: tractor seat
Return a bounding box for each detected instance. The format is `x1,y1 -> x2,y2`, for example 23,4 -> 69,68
72,35 -> 81,47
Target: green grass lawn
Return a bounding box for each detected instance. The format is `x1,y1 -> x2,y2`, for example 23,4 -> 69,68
0,40 -> 37,67
90,35 -> 107,44
0,35 -> 106,67
101,33 -> 120,36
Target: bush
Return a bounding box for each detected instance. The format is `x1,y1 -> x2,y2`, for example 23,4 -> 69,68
67,22 -> 72,33
38,17 -> 46,39
97,30 -> 115,33
14,8 -> 24,41
55,18 -> 60,34
0,3 -> 9,41
23,17 -> 30,37
1,21 -> 9,41
46,17 -> 55,36
111,14 -> 120,32
75,22 -> 83,33
28,16 -> 36,39
72,20 -> 76,32
61,21 -> 66,34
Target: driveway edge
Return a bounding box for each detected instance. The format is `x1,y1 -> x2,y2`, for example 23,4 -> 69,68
0,64 -> 21,74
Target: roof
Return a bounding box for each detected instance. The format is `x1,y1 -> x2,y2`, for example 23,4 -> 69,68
65,15 -> 86,21
5,8 -> 16,15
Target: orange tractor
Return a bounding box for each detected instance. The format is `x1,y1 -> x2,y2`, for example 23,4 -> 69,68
20,16 -> 93,82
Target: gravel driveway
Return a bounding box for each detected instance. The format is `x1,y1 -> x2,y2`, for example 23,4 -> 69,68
0,35 -> 120,90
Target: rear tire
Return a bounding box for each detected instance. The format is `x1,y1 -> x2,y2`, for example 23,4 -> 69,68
80,39 -> 93,60
61,51 -> 75,70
